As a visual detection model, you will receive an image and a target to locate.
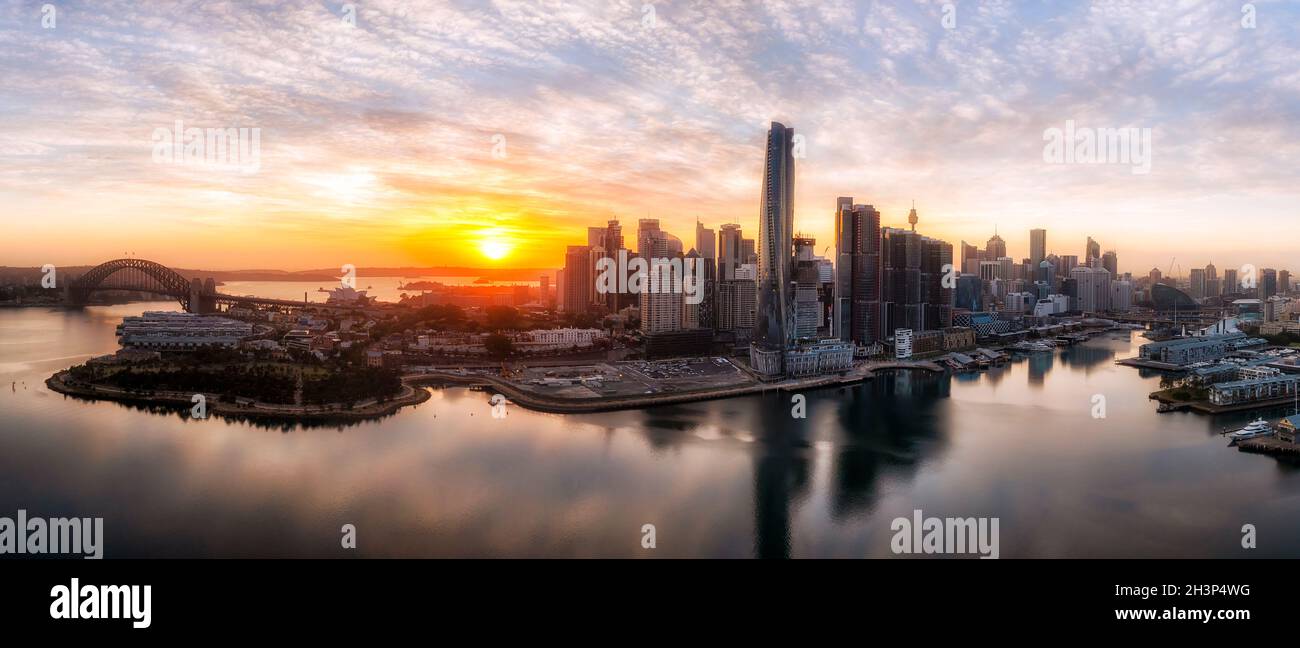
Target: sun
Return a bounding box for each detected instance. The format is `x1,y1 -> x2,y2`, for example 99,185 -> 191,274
478,238 -> 512,261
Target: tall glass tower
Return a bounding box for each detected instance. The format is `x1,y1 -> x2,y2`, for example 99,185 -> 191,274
753,122 -> 796,369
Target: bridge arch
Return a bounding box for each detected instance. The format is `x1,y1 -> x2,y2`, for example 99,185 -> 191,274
68,258 -> 195,311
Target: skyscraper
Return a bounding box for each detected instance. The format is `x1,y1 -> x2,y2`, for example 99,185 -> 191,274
695,220 -> 715,260
833,198 -> 881,344
1085,237 -> 1101,265
985,232 -> 1007,260
1101,250 -> 1118,277
562,245 -> 592,313
1030,229 -> 1047,268
751,122 -> 796,374
637,219 -> 660,257
718,224 -> 743,281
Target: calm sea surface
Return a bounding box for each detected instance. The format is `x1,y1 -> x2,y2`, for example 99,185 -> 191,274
3,291 -> 1300,557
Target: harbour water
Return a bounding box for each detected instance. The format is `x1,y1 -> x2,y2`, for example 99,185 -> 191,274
3,299 -> 1300,558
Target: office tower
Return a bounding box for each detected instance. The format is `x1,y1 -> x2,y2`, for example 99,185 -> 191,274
1085,237 -> 1100,265
1189,268 -> 1206,299
1148,267 -> 1162,284
562,245 -> 592,313
1030,229 -> 1047,268
997,256 -> 1014,282
880,225 -> 953,336
1101,250 -> 1118,277
718,223 -> 743,281
741,238 -> 757,266
980,260 -> 998,282
752,121 -> 796,373
1059,255 -> 1079,276
695,220 -> 716,260
834,200 -> 882,344
961,241 -> 982,275
1224,268 -> 1238,293
1037,260 -> 1055,287
985,232 -> 1006,260
587,227 -> 605,248
1280,270 -> 1291,295
637,219 -> 659,257
955,274 -> 982,311
1070,265 -> 1111,313
604,220 -> 624,254
640,257 -> 684,333
539,275 -> 550,307
1260,268 -> 1278,299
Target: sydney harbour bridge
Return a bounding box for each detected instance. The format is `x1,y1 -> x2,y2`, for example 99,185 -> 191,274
65,258 -> 354,314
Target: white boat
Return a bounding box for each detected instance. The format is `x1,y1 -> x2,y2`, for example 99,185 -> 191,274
1228,419 -> 1273,443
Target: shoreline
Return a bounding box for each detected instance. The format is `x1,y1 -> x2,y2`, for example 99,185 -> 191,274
45,359 -> 951,419
45,370 -> 431,423
406,361 -> 944,414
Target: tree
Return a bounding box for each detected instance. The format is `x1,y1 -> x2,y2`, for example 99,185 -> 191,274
484,333 -> 514,358
485,305 -> 522,330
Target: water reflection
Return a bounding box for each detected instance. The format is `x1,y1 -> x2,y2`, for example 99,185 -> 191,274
6,306 -> 1300,557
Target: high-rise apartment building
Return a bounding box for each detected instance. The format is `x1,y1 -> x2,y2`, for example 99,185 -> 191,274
751,122 -> 797,374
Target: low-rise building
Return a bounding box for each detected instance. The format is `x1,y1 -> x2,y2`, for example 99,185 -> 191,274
784,339 -> 854,377
1209,374 -> 1300,406
117,311 -> 253,350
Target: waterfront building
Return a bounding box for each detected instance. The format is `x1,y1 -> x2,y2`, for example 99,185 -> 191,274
833,198 -> 882,345
879,226 -> 953,337
751,121 -> 797,374
1209,374 -> 1300,406
1139,333 -> 1244,366
1279,415 -> 1300,444
117,311 -> 253,350
783,339 -> 854,377
895,328 -> 914,359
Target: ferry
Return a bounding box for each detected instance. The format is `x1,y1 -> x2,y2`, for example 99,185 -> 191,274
1227,419 -> 1274,444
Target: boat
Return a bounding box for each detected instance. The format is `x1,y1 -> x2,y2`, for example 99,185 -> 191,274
1227,418 -> 1274,444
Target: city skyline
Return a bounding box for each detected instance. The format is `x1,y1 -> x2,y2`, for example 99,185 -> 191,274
4,1 -> 1300,272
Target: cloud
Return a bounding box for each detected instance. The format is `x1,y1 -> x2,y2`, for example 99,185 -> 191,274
1,0 -> 1298,271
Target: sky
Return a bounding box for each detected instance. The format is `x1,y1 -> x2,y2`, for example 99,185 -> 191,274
2,0 -> 1298,275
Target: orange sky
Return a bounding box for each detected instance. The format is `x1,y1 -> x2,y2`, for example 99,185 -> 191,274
3,2 -> 1299,275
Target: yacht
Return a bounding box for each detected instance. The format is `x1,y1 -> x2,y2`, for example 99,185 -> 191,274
1227,419 -> 1273,444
